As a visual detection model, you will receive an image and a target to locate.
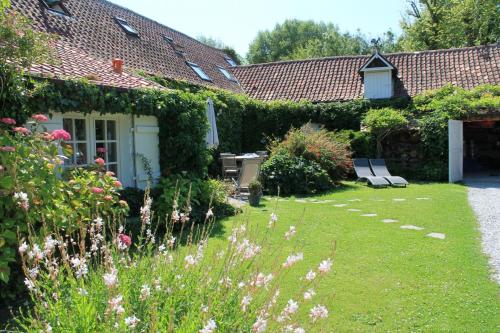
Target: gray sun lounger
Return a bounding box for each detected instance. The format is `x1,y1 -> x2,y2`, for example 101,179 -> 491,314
369,159 -> 409,187
353,158 -> 390,187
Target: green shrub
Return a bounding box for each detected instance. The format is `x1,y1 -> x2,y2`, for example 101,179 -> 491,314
120,187 -> 146,217
330,130 -> 374,158
261,150 -> 332,195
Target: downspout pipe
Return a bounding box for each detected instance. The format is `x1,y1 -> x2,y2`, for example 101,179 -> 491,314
131,114 -> 138,188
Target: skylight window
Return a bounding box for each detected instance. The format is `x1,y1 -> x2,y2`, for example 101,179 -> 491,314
218,66 -> 237,82
41,0 -> 70,16
115,17 -> 139,37
186,62 -> 212,81
164,36 -> 173,43
224,56 -> 237,67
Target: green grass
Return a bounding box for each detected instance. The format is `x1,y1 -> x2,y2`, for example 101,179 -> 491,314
211,182 -> 500,332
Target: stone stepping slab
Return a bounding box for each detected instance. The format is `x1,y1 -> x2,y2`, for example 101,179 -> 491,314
347,209 -> 361,212
393,198 -> 407,202
427,232 -> 446,239
381,219 -> 399,223
333,204 -> 348,207
400,225 -> 424,230
361,213 -> 377,217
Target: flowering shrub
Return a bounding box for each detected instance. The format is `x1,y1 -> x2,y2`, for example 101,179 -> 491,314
0,116 -> 127,298
13,190 -> 336,332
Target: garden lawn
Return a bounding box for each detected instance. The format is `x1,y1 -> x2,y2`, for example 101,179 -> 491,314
211,182 -> 500,332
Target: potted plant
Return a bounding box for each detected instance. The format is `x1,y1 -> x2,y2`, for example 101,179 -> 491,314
248,180 -> 263,207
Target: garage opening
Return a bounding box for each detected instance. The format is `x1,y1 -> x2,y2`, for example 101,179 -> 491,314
463,120 -> 500,177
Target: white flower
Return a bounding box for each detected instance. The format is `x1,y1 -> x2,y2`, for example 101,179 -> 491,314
284,226 -> 296,240
24,278 -> 35,291
140,284 -> 151,300
268,213 -> 278,228
282,253 -> 303,268
108,295 -> 124,314
70,256 -> 88,278
43,235 -> 58,254
318,258 -> 333,274
303,288 -> 316,300
45,323 -> 52,333
206,208 -> 214,218
309,304 -> 328,322
103,269 -> 118,288
28,244 -> 44,261
158,244 -> 166,253
18,242 -> 28,254
251,272 -> 274,289
236,239 -> 261,259
167,236 -> 176,247
241,294 -> 252,312
278,299 -> 299,322
305,270 -> 316,281
184,254 -> 197,268
153,278 -> 161,291
199,318 -> 217,333
14,191 -> 29,211
94,216 -> 103,230
77,288 -> 88,296
124,315 -> 140,328
252,316 -> 268,333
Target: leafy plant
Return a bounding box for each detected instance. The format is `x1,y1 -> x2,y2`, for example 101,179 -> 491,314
362,108 -> 408,158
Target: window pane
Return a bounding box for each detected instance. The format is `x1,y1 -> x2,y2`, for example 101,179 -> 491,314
108,164 -> 117,175
107,120 -> 116,140
107,142 -> 117,163
76,143 -> 87,165
75,119 -> 86,141
95,120 -> 104,140
96,142 -> 106,159
63,119 -> 73,139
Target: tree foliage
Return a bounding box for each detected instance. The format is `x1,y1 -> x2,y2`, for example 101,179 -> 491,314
196,34 -> 244,65
362,108 -> 408,158
399,0 -> 499,51
247,19 -> 397,64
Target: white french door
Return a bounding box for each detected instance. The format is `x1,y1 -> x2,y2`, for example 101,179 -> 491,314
94,119 -> 119,175
448,120 -> 463,182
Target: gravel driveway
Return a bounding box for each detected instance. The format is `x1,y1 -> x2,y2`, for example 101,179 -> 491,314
466,180 -> 500,283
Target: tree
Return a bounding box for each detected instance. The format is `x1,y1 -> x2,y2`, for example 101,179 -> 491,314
246,19 -> 398,64
399,0 -> 499,51
362,108 -> 408,158
196,35 -> 243,65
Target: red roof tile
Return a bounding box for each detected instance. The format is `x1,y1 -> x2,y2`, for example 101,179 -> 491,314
10,0 -> 243,93
232,45 -> 500,102
29,40 -> 163,90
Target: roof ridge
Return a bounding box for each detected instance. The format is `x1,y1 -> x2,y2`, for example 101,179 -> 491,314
235,44 -> 499,69
102,0 -> 228,55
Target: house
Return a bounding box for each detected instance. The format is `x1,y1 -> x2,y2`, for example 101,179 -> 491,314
8,0 -> 500,185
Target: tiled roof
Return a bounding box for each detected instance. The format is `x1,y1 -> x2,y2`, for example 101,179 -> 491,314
232,45 -> 500,102
29,40 -> 164,90
10,0 -> 243,93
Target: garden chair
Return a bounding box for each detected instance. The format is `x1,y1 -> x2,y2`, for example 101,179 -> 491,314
369,159 -> 409,187
221,154 -> 238,179
235,158 -> 261,195
353,158 -> 390,187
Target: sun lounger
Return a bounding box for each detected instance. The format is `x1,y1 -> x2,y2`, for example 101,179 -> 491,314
369,159 -> 408,187
353,158 -> 390,187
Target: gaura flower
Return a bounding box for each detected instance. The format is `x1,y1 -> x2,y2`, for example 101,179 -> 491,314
94,157 -> 105,166
91,187 -> 104,194
0,146 -> 15,152
1,117 -> 16,125
32,114 -> 49,122
51,129 -> 71,141
13,127 -> 29,134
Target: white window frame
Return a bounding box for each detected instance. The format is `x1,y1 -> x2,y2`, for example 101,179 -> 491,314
63,116 -> 90,167
94,118 -> 120,175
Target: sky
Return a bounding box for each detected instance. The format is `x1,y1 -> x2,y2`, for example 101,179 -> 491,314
110,0 -> 408,56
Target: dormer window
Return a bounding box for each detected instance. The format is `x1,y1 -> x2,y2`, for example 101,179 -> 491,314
218,66 -> 237,82
186,62 -> 212,81
115,17 -> 139,37
224,56 -> 237,67
41,0 -> 70,16
359,52 -> 396,100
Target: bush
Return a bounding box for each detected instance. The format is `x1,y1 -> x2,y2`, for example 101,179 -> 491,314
261,150 -> 332,196
120,187 -> 146,217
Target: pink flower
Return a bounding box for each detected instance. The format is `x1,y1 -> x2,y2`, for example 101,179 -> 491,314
32,114 -> 48,122
42,132 -> 53,141
119,234 -> 131,247
104,195 -> 113,201
94,158 -> 105,166
13,127 -> 29,135
106,171 -> 115,176
113,180 -> 122,188
51,129 -> 71,141
1,118 -> 16,125
0,146 -> 15,152
97,147 -> 106,153
91,187 -> 104,194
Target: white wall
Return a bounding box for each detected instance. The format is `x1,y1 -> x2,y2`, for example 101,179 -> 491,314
37,112 -> 160,189
363,70 -> 393,99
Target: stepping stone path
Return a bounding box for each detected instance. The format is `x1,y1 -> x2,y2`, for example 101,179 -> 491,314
381,219 -> 399,223
416,197 -> 431,200
361,213 -> 377,217
393,198 -> 406,202
347,209 -> 361,212
348,199 -> 362,202
333,204 -> 348,207
427,232 -> 446,239
400,225 -> 424,230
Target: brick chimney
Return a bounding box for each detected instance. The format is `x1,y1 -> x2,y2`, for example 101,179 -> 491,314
112,58 -> 124,74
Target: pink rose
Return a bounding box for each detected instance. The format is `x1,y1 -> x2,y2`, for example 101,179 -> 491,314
97,147 -> 106,153
113,180 -> 122,188
94,157 -> 105,166
32,114 -> 49,122
91,187 -> 104,194
119,233 -> 131,247
0,146 -> 15,152
51,129 -> 71,141
13,127 -> 30,135
1,118 -> 16,125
